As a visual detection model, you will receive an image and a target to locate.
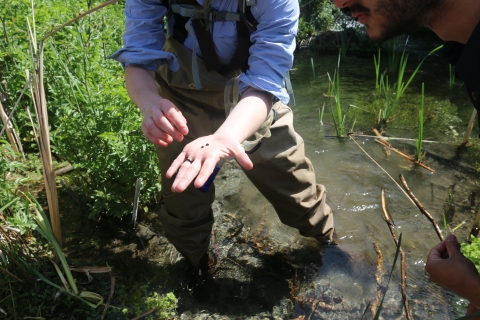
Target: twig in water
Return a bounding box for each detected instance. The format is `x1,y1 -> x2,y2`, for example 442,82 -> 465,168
381,188 -> 412,320
370,242 -> 384,317
399,174 -> 444,241
375,139 -> 434,173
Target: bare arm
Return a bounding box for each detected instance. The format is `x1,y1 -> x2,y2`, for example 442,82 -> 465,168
125,65 -> 188,146
166,87 -> 273,192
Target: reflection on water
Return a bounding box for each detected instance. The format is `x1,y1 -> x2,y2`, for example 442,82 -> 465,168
233,45 -> 479,319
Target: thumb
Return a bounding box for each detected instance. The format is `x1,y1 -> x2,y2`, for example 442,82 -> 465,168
445,234 -> 461,256
232,145 -> 253,171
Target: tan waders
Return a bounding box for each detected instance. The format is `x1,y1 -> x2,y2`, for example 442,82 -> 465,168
155,38 -> 334,267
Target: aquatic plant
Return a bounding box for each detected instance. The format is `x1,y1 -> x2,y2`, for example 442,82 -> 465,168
329,50 -> 345,137
373,49 -> 381,92
449,64 -> 456,90
319,103 -> 325,126
415,83 -> 425,162
375,45 -> 443,126
311,57 -> 316,79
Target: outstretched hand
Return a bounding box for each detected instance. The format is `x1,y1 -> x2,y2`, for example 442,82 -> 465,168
166,133 -> 253,192
425,234 -> 480,317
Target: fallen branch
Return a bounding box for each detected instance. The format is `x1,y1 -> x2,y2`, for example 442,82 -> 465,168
375,139 -> 435,173
381,188 -> 412,320
399,174 -> 444,241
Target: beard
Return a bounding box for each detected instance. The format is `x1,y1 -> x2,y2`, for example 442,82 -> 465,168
349,0 -> 445,41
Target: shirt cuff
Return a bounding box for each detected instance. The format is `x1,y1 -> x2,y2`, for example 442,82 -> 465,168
107,48 -> 180,72
238,73 -> 290,105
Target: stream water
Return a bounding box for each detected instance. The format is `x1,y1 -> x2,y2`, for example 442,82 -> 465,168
218,39 -> 480,319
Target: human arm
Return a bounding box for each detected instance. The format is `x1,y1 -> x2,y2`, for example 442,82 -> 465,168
166,87 -> 272,192
125,65 -> 188,146
425,234 -> 480,316
165,0 -> 298,192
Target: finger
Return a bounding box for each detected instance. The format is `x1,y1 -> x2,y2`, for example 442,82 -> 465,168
427,240 -> 448,261
171,160 -> 200,192
166,152 -> 188,179
142,117 -> 173,145
193,158 -> 218,188
161,101 -> 189,136
445,234 -> 461,257
232,144 -> 253,170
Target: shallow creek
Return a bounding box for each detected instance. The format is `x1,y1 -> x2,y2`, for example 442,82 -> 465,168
177,45 -> 480,319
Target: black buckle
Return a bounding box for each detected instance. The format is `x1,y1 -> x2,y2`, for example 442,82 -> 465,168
209,11 -> 226,21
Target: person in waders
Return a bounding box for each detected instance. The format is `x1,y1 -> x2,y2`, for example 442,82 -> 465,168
333,0 -> 480,317
111,0 -> 336,300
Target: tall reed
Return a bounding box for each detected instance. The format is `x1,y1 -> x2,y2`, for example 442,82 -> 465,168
377,45 -> 442,125
415,83 -> 425,162
330,50 -> 344,137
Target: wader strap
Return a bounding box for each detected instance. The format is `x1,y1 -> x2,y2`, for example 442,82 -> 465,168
184,14 -> 203,89
285,70 -> 295,107
192,18 -> 221,71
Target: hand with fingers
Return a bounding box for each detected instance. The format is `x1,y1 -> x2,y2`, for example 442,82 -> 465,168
139,97 -> 189,147
425,234 -> 480,318
166,133 -> 253,192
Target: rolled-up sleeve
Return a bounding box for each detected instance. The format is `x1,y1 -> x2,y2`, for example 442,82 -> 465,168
109,0 -> 179,72
238,0 -> 298,104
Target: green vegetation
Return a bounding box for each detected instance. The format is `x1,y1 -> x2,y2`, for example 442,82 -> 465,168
1,0 -> 161,220
415,83 -> 425,162
0,0 -> 176,318
461,236 -> 480,273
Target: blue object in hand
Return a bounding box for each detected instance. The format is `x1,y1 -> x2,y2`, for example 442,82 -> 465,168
199,161 -> 224,192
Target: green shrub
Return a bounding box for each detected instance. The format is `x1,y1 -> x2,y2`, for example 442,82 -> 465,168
1,0 -> 161,219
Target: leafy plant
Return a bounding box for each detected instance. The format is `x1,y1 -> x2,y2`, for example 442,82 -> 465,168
461,235 -> 480,273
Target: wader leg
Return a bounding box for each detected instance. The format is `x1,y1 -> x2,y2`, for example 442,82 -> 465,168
154,80 -> 225,267
242,102 -> 334,243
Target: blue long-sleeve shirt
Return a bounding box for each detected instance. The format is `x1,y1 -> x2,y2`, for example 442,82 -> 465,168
110,0 -> 299,104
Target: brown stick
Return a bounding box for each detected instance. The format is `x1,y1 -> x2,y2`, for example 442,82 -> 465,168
41,0 -> 122,41
399,175 -> 444,241
469,207 -> 480,239
375,139 -> 435,173
370,242 -> 384,318
54,164 -> 73,176
381,188 -> 412,320
460,109 -> 477,148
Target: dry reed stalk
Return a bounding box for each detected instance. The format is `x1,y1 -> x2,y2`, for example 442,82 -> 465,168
370,242 -> 384,318
381,188 -> 412,320
373,128 -> 391,156
460,109 -> 477,148
0,101 -> 23,157
26,16 -> 62,247
399,174 -> 444,241
375,139 -> 435,172
41,0 -> 122,41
